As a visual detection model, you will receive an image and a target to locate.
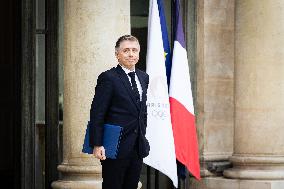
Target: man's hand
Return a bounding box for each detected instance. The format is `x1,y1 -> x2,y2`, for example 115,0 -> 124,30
93,146 -> 106,160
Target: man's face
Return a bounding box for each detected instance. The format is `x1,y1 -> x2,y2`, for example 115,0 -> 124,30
116,40 -> 140,70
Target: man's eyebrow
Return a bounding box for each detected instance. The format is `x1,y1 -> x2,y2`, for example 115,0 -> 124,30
122,47 -> 139,50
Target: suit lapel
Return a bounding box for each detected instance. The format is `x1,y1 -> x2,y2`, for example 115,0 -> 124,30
115,65 -> 140,110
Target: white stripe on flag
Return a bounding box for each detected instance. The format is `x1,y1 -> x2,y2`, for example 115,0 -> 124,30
169,41 -> 194,114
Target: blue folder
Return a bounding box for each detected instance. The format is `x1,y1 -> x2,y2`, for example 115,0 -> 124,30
82,122 -> 123,159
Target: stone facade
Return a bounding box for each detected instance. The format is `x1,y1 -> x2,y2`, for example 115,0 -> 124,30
52,0 -> 131,188
196,0 -> 235,177
52,0 -> 284,188
191,0 -> 284,188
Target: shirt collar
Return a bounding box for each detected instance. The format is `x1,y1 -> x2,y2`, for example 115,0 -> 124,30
119,64 -> 135,75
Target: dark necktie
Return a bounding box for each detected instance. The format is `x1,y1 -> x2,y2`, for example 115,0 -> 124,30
128,72 -> 141,104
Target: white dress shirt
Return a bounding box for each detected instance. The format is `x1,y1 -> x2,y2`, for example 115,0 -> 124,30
119,64 -> 142,101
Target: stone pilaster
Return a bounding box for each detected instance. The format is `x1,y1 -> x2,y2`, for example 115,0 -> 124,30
196,0 -> 235,176
190,0 -> 284,189
223,0 -> 284,183
52,0 -> 130,188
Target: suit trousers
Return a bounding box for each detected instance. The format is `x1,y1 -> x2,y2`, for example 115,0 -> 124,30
101,145 -> 143,189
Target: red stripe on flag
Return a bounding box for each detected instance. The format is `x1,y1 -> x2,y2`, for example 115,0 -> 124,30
169,97 -> 201,180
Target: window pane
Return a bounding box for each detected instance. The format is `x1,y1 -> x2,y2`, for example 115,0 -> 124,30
36,0 -> 45,30
35,33 -> 45,189
131,0 -> 171,71
36,34 -> 45,123
131,0 -> 149,71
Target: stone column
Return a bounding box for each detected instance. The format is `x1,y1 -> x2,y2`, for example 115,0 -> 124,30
223,0 -> 284,187
52,0 -> 130,188
196,0 -> 235,176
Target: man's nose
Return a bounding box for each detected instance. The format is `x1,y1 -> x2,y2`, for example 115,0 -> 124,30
129,50 -> 134,56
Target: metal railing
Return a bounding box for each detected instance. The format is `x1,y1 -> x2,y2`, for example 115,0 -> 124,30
143,165 -> 189,189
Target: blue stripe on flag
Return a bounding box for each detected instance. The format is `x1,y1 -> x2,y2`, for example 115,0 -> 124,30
157,0 -> 172,86
174,0 -> 186,48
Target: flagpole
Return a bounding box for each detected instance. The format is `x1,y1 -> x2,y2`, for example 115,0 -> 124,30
144,0 -> 178,187
147,165 -> 151,189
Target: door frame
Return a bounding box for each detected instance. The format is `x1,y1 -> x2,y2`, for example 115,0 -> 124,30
45,0 -> 60,188
21,0 -> 60,188
21,0 -> 36,188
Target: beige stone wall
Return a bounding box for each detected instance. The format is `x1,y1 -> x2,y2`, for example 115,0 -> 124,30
52,0 -> 130,188
62,0 -> 130,165
223,0 -> 284,181
196,0 -> 235,173
191,0 -> 284,188
190,177 -> 284,189
233,0 -> 284,156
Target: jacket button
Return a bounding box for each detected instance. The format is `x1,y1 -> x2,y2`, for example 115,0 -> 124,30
134,129 -> 138,134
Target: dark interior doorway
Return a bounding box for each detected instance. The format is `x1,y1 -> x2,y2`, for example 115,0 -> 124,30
0,0 -> 21,188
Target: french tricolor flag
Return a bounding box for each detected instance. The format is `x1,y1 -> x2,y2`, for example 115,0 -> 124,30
144,0 -> 178,187
169,0 -> 201,180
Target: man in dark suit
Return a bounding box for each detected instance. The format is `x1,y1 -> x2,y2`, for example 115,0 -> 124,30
89,35 -> 150,189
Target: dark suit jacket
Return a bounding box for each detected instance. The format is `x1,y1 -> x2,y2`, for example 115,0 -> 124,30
89,65 -> 150,159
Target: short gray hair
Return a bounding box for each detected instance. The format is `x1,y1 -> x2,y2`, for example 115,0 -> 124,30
115,35 -> 139,52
